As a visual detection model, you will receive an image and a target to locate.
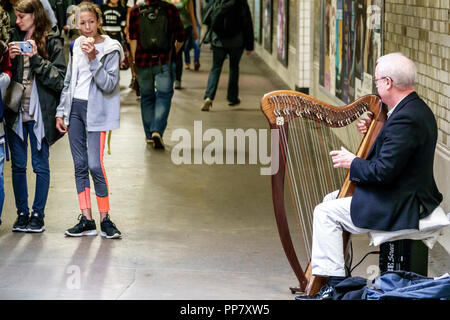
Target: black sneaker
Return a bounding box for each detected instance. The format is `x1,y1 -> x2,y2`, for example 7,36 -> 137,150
100,215 -> 122,239
12,212 -> 29,232
228,98 -> 241,106
27,212 -> 45,233
65,215 -> 98,237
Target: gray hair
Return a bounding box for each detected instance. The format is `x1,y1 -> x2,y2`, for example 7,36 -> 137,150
376,52 -> 416,90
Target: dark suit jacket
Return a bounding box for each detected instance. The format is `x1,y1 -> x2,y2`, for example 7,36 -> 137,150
349,92 -> 443,231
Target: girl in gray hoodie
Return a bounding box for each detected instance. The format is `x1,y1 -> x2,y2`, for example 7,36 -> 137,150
56,1 -> 124,239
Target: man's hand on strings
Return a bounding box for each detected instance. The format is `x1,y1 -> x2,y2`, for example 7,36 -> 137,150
356,112 -> 374,134
330,147 -> 356,169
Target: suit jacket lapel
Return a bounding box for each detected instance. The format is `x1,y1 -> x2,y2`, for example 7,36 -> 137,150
386,91 -> 419,119
365,92 -> 418,159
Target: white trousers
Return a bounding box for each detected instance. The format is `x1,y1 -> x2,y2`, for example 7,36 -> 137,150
311,191 -> 370,277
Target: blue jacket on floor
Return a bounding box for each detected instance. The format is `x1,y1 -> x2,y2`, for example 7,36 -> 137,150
365,271 -> 450,300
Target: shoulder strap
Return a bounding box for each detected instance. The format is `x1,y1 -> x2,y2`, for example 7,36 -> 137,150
69,40 -> 75,58
107,130 -> 112,155
0,88 -> 3,119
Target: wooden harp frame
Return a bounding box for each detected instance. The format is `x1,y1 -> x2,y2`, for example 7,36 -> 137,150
261,90 -> 388,295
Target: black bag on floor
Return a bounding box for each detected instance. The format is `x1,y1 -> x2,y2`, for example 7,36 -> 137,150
332,276 -> 367,300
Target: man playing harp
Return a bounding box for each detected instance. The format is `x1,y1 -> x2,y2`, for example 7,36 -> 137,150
296,53 -> 443,300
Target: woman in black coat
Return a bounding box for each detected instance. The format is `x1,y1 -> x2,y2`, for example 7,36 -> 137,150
6,0 -> 65,233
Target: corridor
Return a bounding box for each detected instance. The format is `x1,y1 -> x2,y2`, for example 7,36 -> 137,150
0,46 -> 447,300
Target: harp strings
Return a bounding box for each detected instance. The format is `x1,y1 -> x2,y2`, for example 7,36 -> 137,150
274,94 -> 352,262
275,97 -> 312,261
284,96 -> 315,260
289,119 -> 315,260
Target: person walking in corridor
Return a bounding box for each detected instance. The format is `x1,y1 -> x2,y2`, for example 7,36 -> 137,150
166,0 -> 198,89
56,1 -> 124,239
183,0 -> 201,71
128,0 -> 185,149
200,0 -> 253,111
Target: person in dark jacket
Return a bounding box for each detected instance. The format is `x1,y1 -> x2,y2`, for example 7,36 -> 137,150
6,0 -> 66,233
200,0 -> 254,111
0,39 -> 11,228
296,52 -> 443,300
48,0 -> 73,40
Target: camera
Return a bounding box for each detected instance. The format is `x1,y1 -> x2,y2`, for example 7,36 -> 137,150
12,41 -> 33,54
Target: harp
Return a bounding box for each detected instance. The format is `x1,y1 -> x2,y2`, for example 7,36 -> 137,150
261,90 -> 388,296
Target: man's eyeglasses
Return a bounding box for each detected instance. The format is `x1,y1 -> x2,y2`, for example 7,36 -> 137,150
373,76 -> 393,83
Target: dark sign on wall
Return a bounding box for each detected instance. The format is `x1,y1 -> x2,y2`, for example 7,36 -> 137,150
276,0 -> 288,66
319,0 -> 383,104
263,0 -> 273,53
254,0 -> 262,44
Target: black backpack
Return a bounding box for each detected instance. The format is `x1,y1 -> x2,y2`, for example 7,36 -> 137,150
138,2 -> 171,53
203,0 -> 241,39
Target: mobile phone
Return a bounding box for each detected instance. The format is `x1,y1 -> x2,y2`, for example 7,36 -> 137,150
13,41 -> 33,54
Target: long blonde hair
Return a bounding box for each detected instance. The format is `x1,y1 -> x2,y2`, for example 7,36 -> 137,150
76,1 -> 105,35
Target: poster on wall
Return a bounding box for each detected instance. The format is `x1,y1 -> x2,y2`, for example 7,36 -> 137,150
264,0 -> 273,53
319,0 -> 383,104
276,0 -> 288,66
254,0 -> 262,44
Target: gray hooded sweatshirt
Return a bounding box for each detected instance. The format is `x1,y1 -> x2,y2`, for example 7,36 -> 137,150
56,35 -> 124,132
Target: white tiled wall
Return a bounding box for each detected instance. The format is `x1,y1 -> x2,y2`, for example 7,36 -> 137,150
298,0 -> 311,88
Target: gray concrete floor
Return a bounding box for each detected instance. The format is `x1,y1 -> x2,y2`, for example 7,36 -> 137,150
0,46 -> 448,300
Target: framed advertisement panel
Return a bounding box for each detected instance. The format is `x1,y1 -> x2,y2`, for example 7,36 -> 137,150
263,0 -> 273,53
276,0 -> 288,66
319,0 -> 384,104
254,0 -> 262,44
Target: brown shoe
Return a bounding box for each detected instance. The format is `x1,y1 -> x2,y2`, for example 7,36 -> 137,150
201,98 -> 213,111
185,63 -> 190,70
194,61 -> 200,71
151,132 -> 165,149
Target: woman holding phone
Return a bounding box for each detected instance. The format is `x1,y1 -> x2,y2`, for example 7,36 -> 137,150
6,0 -> 65,233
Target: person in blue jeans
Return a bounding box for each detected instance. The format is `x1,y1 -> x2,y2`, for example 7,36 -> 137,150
183,0 -> 200,71
183,21 -> 200,71
128,0 -> 185,149
136,64 -> 176,148
5,0 -> 65,233
0,137 -> 5,227
0,40 -> 11,227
